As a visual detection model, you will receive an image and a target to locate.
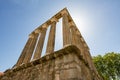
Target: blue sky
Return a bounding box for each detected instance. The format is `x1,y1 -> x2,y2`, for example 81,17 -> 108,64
0,0 -> 120,72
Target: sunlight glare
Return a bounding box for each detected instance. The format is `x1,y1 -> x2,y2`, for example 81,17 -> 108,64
70,9 -> 93,37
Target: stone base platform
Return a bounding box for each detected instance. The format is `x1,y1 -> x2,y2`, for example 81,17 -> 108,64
0,45 -> 101,80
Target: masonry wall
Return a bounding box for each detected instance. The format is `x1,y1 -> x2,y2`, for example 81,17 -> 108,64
0,45 -> 101,80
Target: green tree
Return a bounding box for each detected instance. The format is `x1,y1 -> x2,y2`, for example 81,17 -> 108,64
93,52 -> 120,80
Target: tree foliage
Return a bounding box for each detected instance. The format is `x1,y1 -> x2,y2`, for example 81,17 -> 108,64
93,52 -> 120,80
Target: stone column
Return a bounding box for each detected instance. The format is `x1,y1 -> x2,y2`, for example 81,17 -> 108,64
33,28 -> 47,60
69,22 -> 77,45
75,28 -> 87,60
62,11 -> 71,46
69,21 -> 88,62
15,36 -> 33,66
46,18 -> 57,55
23,33 -> 39,63
70,23 -> 83,49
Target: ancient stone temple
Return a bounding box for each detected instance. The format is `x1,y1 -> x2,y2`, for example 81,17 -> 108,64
0,8 -> 103,80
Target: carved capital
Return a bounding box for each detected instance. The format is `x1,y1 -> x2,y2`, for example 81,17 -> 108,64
34,29 -> 40,33
75,30 -> 78,34
50,17 -> 58,22
29,33 -> 34,38
84,43 -> 87,47
61,10 -> 68,15
80,38 -> 84,42
42,23 -> 48,29
69,21 -> 75,27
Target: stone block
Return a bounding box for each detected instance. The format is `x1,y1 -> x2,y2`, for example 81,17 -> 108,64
0,45 -> 102,80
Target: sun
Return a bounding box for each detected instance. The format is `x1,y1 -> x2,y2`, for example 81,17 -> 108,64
70,9 -> 93,37
72,14 -> 87,32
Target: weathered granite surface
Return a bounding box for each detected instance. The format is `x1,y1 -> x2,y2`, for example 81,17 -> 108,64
0,45 -> 102,80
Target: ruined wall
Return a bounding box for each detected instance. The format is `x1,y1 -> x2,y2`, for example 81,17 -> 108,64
0,45 -> 101,80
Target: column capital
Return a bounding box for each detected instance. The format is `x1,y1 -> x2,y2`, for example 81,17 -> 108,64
29,33 -> 34,38
76,31 -> 81,36
34,29 -> 41,33
42,23 -> 48,29
61,10 -> 68,15
83,43 -> 87,47
80,37 -> 84,42
69,21 -> 75,27
50,17 -> 58,22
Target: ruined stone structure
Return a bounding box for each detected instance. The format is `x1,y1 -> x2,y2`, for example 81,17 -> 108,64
0,8 -> 103,80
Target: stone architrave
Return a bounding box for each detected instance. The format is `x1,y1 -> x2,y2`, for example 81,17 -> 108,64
46,18 -> 57,55
23,33 -> 39,63
33,28 -> 47,60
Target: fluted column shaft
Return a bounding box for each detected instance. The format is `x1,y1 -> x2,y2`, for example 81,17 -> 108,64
70,24 -> 83,48
23,33 -> 39,63
70,25 -> 77,45
71,25 -> 91,67
33,29 -> 47,59
71,26 -> 87,61
46,21 -> 56,54
16,37 -> 32,66
62,13 -> 71,46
